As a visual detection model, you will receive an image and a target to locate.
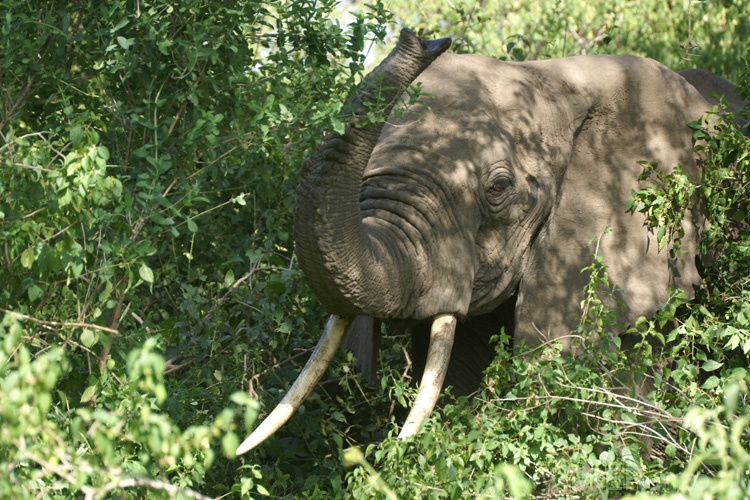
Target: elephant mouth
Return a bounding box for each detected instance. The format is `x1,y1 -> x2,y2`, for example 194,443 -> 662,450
235,313 -> 457,455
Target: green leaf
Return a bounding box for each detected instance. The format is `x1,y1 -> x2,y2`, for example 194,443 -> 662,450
139,264 -> 154,284
96,145 -> 110,161
331,432 -> 343,449
111,17 -> 129,32
224,269 -> 235,286
117,36 -> 135,49
702,375 -> 721,390
20,247 -> 35,268
702,359 -> 724,372
186,216 -> 198,233
27,284 -> 44,301
240,477 -> 253,497
657,225 -> 667,252
70,125 -> 83,146
80,384 -> 97,403
151,214 -> 174,226
222,432 -> 239,457
81,329 -> 97,348
332,118 -> 346,135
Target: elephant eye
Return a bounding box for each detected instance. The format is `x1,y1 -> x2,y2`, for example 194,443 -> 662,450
490,177 -> 511,194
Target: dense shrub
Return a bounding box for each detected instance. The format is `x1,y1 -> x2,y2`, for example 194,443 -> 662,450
1,0 -> 748,498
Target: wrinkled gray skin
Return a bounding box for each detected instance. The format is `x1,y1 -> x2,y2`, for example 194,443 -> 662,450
294,29 -> 746,396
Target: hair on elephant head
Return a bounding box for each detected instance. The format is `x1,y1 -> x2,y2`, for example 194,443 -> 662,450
236,28 -> 747,455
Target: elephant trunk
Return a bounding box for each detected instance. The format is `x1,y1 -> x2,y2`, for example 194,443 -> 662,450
234,30 -> 455,457
294,29 -> 451,317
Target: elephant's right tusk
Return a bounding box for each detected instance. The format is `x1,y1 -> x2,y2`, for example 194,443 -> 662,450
236,314 -> 352,455
398,313 -> 456,439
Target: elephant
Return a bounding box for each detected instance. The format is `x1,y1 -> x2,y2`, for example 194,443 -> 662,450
236,28 -> 747,455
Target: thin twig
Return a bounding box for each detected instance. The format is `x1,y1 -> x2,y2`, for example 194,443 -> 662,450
11,162 -> 54,172
247,348 -> 315,398
92,476 -> 215,500
389,343 -> 413,419
0,75 -> 36,131
20,446 -> 215,500
0,308 -> 118,335
97,276 -> 127,372
164,354 -> 193,375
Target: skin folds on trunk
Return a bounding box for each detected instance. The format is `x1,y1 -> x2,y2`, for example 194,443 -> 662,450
294,29 -> 451,318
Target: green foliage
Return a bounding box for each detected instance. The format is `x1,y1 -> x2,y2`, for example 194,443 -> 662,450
628,161 -> 697,253
0,312 -> 257,499
1,0 -> 749,498
1,0 -> 392,497
624,381 -> 750,500
358,0 -> 750,80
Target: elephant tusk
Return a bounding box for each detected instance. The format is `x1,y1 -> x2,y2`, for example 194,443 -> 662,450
398,313 -> 456,439
236,314 -> 352,455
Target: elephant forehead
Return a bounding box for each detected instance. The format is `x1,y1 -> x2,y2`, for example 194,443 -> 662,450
383,54 -> 555,162
416,53 -> 532,99
380,113 -> 506,161
413,54 -> 550,122
366,142 -> 482,191
378,109 -> 518,171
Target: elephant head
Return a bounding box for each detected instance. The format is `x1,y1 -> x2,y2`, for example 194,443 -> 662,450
236,29 -> 740,455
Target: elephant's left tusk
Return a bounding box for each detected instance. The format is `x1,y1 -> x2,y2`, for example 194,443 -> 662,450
236,314 -> 352,455
398,313 -> 456,439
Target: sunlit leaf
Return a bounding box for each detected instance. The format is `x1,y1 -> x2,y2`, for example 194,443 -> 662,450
139,264 -> 154,284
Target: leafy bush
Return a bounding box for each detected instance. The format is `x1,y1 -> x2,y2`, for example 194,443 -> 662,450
0,314 -> 254,499
374,0 -> 749,80
1,0 -> 749,498
1,0 -> 391,497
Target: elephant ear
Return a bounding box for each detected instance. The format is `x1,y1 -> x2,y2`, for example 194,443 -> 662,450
678,68 -> 747,126
514,56 -> 711,351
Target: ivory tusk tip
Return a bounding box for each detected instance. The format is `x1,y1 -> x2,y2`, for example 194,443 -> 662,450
234,315 -> 351,456
235,437 -> 256,456
235,402 -> 296,455
236,430 -> 267,455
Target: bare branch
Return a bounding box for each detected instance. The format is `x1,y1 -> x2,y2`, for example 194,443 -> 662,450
1,308 -> 119,335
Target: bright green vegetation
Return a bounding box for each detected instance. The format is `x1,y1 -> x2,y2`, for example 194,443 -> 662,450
1,1 -> 748,498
